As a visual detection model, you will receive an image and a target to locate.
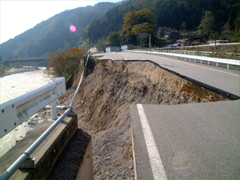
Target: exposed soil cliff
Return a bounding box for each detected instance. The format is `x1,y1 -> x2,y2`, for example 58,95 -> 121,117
53,59 -> 226,179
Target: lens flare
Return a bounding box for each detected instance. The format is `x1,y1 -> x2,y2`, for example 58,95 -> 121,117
174,166 -> 191,171
70,25 -> 77,32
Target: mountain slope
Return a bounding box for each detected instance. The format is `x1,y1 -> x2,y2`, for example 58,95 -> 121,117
0,2 -> 119,60
85,0 -> 239,43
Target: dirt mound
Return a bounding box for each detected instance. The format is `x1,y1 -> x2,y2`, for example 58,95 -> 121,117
57,59 -> 226,179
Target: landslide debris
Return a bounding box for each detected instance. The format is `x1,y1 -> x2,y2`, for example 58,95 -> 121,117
54,59 -> 226,180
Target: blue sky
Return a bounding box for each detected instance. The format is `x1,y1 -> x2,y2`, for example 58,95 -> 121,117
0,0 -> 121,44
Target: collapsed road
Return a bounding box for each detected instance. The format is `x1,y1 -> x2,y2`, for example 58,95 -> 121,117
49,52 -> 239,180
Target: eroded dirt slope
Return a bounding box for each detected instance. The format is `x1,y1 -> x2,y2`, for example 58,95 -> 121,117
57,59 -> 226,180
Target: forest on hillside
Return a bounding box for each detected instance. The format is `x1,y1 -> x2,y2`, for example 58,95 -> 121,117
0,2 -> 118,60
0,0 -> 239,61
83,0 -> 240,45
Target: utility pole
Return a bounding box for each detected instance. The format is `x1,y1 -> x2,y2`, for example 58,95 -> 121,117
139,33 -> 151,51
149,34 -> 151,51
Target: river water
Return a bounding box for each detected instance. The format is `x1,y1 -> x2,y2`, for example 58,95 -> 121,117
0,68 -> 54,157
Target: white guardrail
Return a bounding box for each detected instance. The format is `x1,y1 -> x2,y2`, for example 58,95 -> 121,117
0,77 -> 66,138
156,50 -> 240,60
0,54 -> 91,180
133,51 -> 240,69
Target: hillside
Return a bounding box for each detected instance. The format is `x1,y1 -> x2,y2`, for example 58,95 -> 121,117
1,0 -> 239,61
0,2 -> 119,61
85,0 -> 240,43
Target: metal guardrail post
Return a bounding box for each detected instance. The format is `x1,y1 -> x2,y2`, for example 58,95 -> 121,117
51,101 -> 57,120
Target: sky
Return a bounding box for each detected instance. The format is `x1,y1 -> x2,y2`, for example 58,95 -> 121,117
0,0 -> 121,44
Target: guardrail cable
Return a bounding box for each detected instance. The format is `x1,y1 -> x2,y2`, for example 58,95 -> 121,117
69,53 -> 91,107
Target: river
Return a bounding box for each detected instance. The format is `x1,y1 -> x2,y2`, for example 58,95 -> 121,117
0,68 -> 54,157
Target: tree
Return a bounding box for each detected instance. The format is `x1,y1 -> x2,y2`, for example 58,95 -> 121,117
198,11 -> 216,38
121,8 -> 157,44
120,11 -> 138,40
47,47 -> 85,81
234,12 -> 240,32
232,11 -> 240,41
96,39 -> 107,52
107,31 -> 120,46
228,10 -> 236,31
181,22 -> 187,31
157,27 -> 164,39
132,22 -> 155,36
136,8 -> 157,26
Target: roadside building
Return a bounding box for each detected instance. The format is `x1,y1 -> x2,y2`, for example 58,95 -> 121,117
208,40 -> 229,46
176,38 -> 192,47
105,46 -> 121,53
121,44 -> 136,52
164,27 -> 180,40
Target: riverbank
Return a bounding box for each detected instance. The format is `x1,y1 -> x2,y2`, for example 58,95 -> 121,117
0,68 -> 54,158
0,68 -> 54,104
2,67 -> 41,77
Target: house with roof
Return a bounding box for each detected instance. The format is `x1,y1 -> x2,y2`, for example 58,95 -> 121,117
176,38 -> 192,47
164,27 -> 180,40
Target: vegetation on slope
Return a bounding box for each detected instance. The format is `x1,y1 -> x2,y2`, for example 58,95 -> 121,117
83,0 -> 240,45
0,2 -> 118,61
120,8 -> 157,45
1,0 -> 239,62
47,47 -> 85,82
0,63 -> 10,76
183,44 -> 240,60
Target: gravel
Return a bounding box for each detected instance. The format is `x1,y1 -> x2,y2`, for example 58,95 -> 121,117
48,129 -> 91,180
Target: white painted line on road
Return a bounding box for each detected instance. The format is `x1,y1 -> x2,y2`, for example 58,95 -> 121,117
137,104 -> 167,180
122,55 -> 127,60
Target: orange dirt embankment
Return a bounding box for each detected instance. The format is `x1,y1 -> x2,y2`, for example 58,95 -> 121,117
101,60 -> 225,102
57,59 -> 226,180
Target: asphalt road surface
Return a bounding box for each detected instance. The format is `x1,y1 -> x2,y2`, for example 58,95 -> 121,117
98,52 -> 240,97
131,100 -> 240,180
96,52 -> 240,179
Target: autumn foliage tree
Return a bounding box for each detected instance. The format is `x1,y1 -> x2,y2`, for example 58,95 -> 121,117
47,47 -> 85,81
121,8 -> 157,44
132,22 -> 156,36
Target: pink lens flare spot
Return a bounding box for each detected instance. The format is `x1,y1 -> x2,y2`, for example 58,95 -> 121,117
70,25 -> 77,32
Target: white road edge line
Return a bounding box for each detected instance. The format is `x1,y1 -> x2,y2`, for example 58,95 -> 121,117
136,104 -> 167,180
